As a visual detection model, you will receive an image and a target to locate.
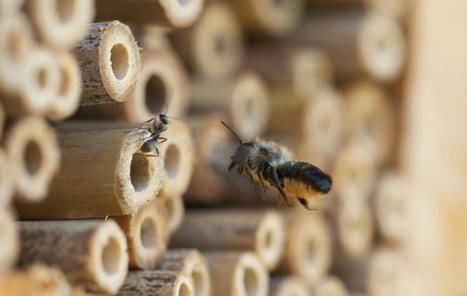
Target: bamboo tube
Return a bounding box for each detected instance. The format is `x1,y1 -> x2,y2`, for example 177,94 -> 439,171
3,117 -> 60,202
133,25 -> 172,51
19,220 -> 129,294
280,211 -> 332,284
0,208 -> 18,273
113,202 -> 168,269
204,251 -> 268,296
231,0 -> 304,36
332,143 -> 377,203
1,46 -> 60,116
16,125 -> 164,218
171,210 -> 285,271
95,0 -> 204,28
72,21 -> 141,105
366,248 -> 405,296
156,194 -> 185,234
0,14 -> 34,98
190,71 -> 269,141
344,81 -> 395,166
76,48 -> 189,121
46,49 -> 82,120
25,0 -> 94,49
313,276 -> 349,296
289,10 -> 405,83
159,249 -> 211,296
336,201 -> 374,259
270,276 -> 308,296
171,3 -> 243,79
119,270 -> 194,296
374,172 -> 406,244
0,149 -> 14,206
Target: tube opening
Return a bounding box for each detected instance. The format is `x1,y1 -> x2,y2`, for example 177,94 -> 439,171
178,281 -> 192,296
243,267 -> 259,296
24,141 -> 42,176
130,153 -> 150,192
145,74 -> 166,114
56,0 -> 75,23
140,218 -> 156,249
110,44 -> 129,80
165,144 -> 180,179
102,237 -> 121,276
214,35 -> 226,55
38,67 -> 48,89
59,67 -> 70,96
192,269 -> 205,296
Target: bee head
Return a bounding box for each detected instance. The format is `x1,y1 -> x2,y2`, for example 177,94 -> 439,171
159,114 -> 169,124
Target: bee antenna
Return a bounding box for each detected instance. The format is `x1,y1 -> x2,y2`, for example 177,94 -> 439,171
221,121 -> 243,144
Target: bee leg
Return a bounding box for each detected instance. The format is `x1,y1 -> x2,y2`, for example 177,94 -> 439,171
297,197 -> 318,211
265,164 -> 292,206
158,137 -> 168,144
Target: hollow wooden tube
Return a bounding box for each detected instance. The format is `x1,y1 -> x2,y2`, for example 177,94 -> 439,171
119,270 -> 194,296
96,0 -> 204,28
19,220 -> 129,294
159,249 -> 212,296
270,276 -> 309,296
0,208 -> 18,273
190,71 -> 269,141
289,10 -> 405,83
374,172 -> 406,244
279,210 -> 332,284
0,149 -> 13,206
156,194 -> 185,234
344,81 -> 395,166
113,202 -> 169,269
76,48 -> 189,121
25,0 -> 94,49
72,21 -> 141,105
366,247 -> 405,296
46,49 -> 82,120
171,210 -> 285,271
16,125 -> 163,219
204,251 -> 269,296
313,276 -> 349,296
231,0 -> 304,36
3,117 -> 60,202
171,3 -> 243,79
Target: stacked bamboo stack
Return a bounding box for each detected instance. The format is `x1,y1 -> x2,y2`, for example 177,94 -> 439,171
0,0 -> 410,295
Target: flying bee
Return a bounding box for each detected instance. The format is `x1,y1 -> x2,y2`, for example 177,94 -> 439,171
221,121 -> 332,210
134,114 -> 169,157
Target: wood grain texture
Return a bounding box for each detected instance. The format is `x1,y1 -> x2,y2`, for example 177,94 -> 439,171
118,270 -> 194,296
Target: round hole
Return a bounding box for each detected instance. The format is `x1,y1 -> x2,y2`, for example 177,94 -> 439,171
56,0 -> 74,23
145,75 -> 166,114
130,154 -> 150,192
37,68 -> 48,89
214,35 -> 226,54
24,141 -> 42,176
102,237 -> 121,275
165,144 -> 180,179
110,44 -> 129,80
305,238 -> 316,265
140,218 -> 156,249
244,97 -> 255,119
192,269 -> 205,296
243,267 -> 259,296
376,37 -> 388,53
59,67 -> 70,96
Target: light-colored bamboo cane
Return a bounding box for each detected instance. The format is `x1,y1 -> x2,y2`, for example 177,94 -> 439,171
95,0 -> 205,28
190,70 -> 269,141
3,117 -> 60,202
366,248 -> 405,296
113,201 -> 169,269
0,13 -> 33,98
156,194 -> 185,234
76,48 -> 189,121
313,276 -> 349,296
231,0 -> 304,36
0,208 -> 18,273
16,125 -> 163,218
0,149 -> 13,206
374,172 -> 406,244
289,10 -> 405,83
171,3 -> 243,79
280,210 -> 332,284
72,21 -> 141,105
0,0 -> 23,15
46,49 -> 82,120
119,270 -> 194,296
344,80 -> 395,166
133,25 -> 172,51
270,276 -> 308,296
2,46 -> 60,116
204,251 -> 268,296
19,220 -> 128,294
25,0 -> 94,49
159,249 -> 212,296
171,210 -> 285,271
332,142 -> 377,203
